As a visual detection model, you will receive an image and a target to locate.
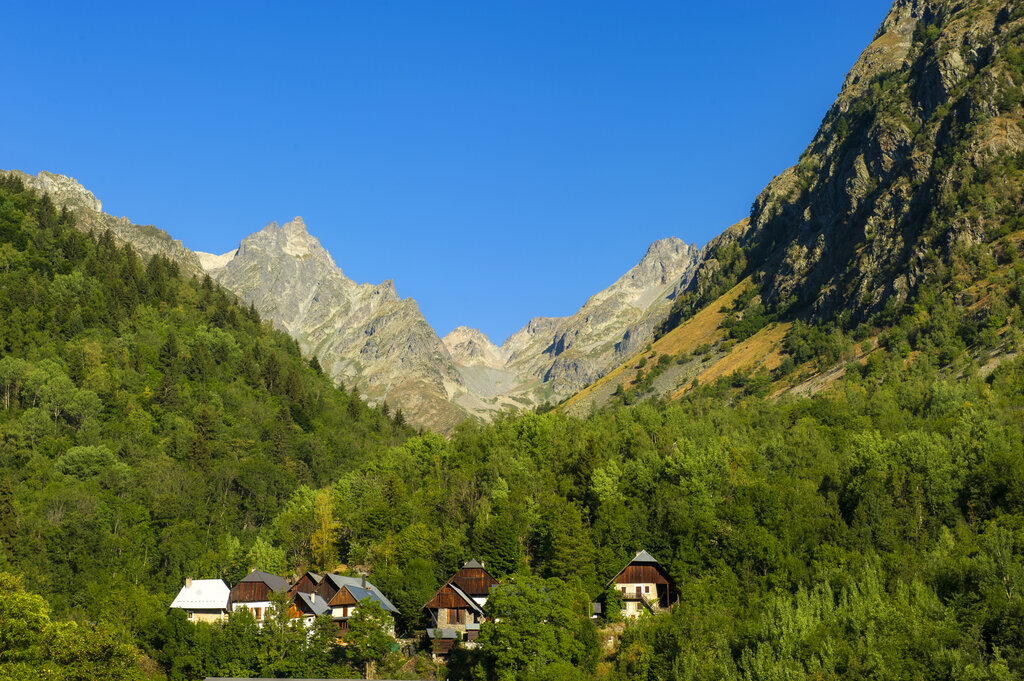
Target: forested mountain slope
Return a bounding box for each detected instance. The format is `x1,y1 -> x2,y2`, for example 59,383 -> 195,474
5,2 -> 1024,680
0,174 -> 411,629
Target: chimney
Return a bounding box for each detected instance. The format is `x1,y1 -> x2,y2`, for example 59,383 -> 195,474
361,575 -> 367,588
185,577 -> 193,588
311,593 -> 316,603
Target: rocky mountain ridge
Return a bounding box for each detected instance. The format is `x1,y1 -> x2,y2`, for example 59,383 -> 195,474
1,170 -> 207,279
196,217 -> 469,432
575,0 -> 1024,416
199,218 -> 704,429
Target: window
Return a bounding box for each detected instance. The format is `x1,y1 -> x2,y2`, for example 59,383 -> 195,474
254,607 -> 262,620
620,586 -> 626,593
644,586 -> 650,594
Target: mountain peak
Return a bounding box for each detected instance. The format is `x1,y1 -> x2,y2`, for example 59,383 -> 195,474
641,237 -> 695,268
242,217 -> 329,263
444,327 -> 506,369
282,216 -> 307,233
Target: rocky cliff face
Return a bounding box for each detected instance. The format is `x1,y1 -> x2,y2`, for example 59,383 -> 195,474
669,0 -> 1024,327
1,170 -> 207,278
198,218 -> 469,432
443,327 -> 507,370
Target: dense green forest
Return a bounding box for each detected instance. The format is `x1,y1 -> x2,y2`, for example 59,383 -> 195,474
0,175 -> 413,677
2,174 -> 1024,680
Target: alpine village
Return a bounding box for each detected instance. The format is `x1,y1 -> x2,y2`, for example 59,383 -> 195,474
4,0 -> 1024,680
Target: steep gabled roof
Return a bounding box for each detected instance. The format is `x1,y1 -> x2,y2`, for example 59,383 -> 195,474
170,579 -> 230,610
239,569 -> 289,593
449,560 -> 498,597
605,549 -> 673,588
449,583 -> 485,615
422,580 -> 486,614
322,574 -> 400,614
293,592 -> 331,617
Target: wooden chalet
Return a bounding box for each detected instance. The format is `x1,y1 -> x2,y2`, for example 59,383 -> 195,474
604,550 -> 679,618
422,559 -> 498,656
229,569 -> 290,624
288,590 -> 331,626
301,573 -> 400,636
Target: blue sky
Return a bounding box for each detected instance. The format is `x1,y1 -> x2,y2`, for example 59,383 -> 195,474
3,1 -> 893,344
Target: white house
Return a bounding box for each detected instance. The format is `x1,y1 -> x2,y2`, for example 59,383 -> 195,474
170,578 -> 231,623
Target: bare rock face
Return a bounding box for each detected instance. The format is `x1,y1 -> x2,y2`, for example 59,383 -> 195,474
443,327 -> 506,370
18,170 -> 103,212
1,169 -> 207,278
203,217 -> 468,432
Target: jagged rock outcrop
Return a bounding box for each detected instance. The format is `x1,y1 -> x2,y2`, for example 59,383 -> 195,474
198,218 -> 468,432
1,169 -> 206,278
443,327 -> 507,370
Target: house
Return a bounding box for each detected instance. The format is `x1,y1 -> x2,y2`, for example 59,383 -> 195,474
229,569 -> 290,625
604,550 -> 679,618
422,559 -> 498,656
301,573 -> 400,635
289,590 -> 331,627
169,578 -> 230,623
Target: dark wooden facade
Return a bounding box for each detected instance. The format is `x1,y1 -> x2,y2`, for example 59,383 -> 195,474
329,586 -> 358,608
313,579 -> 336,602
229,581 -> 273,603
609,555 -> 679,610
450,566 -> 496,598
424,583 -> 472,610
615,563 -> 672,586
288,572 -> 322,597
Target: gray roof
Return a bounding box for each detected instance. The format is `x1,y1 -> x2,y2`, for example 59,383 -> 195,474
427,627 -> 459,639
324,574 -> 400,614
239,569 -> 289,593
462,559 -> 484,569
295,592 -> 331,617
